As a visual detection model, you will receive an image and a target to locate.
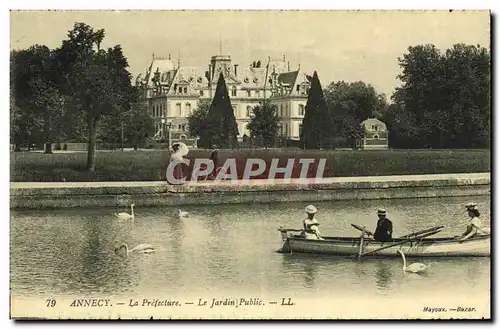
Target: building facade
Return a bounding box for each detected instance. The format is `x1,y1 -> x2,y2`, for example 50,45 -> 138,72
135,54 -> 311,141
357,118 -> 389,150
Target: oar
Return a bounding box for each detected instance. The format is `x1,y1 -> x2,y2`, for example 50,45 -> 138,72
357,227 -> 366,259
351,223 -> 374,236
396,225 -> 444,240
359,229 -> 442,257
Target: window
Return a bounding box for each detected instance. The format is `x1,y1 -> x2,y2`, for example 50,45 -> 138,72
200,90 -> 204,96
374,134 -> 379,139
280,104 -> 283,117
178,86 -> 182,93
255,90 -> 260,97
299,104 -> 305,116
299,124 -> 303,136
296,85 -> 300,92
233,105 -> 238,117
186,103 -> 192,115
247,90 -> 251,97
246,106 -> 252,117
232,87 -> 237,97
183,87 -> 187,94
176,103 -> 181,116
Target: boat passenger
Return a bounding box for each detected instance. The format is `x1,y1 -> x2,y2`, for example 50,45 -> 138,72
302,205 -> 324,240
457,203 -> 490,241
373,208 -> 393,242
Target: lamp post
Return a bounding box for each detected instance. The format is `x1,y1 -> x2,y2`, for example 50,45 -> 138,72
161,118 -> 166,147
166,120 -> 172,149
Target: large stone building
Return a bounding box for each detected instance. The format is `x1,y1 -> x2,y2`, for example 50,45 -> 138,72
135,54 -> 311,141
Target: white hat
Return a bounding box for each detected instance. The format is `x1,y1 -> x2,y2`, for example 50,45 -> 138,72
465,203 -> 478,210
305,205 -> 317,214
377,208 -> 387,215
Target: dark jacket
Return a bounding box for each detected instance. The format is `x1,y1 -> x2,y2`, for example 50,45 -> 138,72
374,217 -> 393,242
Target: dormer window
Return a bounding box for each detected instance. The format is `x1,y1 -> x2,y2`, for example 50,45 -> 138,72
247,90 -> 251,97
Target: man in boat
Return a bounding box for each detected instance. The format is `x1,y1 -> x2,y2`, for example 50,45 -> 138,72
373,208 -> 393,242
456,203 -> 490,241
302,205 -> 324,240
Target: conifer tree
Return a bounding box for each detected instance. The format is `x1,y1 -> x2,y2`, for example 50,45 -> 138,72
207,73 -> 239,148
300,71 -> 331,149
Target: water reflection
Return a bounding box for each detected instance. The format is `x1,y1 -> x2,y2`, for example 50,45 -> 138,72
375,261 -> 393,291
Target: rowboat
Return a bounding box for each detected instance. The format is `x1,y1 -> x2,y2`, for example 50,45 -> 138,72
277,227 -> 490,257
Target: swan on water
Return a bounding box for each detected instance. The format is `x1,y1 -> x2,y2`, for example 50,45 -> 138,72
178,209 -> 189,218
115,204 -> 135,220
397,250 -> 430,274
115,243 -> 155,257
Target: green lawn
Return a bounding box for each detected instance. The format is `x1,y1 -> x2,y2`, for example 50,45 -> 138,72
10,149 -> 491,182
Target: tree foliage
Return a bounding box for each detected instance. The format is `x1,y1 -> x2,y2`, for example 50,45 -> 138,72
385,43 -> 490,148
10,45 -> 65,152
205,74 -> 239,149
54,22 -> 137,170
99,91 -> 154,149
187,99 -> 211,148
247,104 -> 280,148
324,80 -> 387,148
300,71 -> 330,149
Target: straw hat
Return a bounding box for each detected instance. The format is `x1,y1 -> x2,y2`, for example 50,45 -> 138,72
465,203 -> 478,211
305,205 -> 317,214
377,208 -> 387,215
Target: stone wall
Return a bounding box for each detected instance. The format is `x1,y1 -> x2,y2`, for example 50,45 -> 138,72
10,173 -> 490,209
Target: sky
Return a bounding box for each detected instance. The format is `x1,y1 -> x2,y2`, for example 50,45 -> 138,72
10,10 -> 490,97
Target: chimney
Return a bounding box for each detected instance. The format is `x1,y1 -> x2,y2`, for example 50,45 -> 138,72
208,64 -> 212,80
283,54 -> 286,62
234,64 -> 238,76
288,61 -> 290,71
168,53 -> 171,60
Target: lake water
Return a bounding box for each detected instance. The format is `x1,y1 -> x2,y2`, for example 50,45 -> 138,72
10,195 -> 491,318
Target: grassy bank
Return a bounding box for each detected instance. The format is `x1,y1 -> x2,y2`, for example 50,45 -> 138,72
10,149 -> 490,182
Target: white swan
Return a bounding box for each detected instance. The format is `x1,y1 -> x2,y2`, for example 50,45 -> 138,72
397,250 -> 430,274
115,204 -> 135,220
178,209 -> 189,218
115,243 -> 155,257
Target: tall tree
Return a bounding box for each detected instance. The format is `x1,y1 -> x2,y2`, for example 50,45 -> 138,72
300,71 -> 330,149
324,80 -> 388,148
206,74 -> 239,149
10,46 -> 65,152
390,43 -> 490,148
54,22 -> 135,170
247,104 -> 280,148
187,99 -> 211,148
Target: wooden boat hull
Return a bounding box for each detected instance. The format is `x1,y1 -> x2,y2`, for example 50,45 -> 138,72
278,230 -> 490,257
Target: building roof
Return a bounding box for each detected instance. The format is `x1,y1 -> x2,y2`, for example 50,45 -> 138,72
361,118 -> 387,128
137,58 -> 176,87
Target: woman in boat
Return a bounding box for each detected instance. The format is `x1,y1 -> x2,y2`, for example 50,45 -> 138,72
457,203 -> 490,241
302,205 -> 324,240
373,208 -> 393,242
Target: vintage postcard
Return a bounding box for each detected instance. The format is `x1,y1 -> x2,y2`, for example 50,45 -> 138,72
9,10 -> 491,320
